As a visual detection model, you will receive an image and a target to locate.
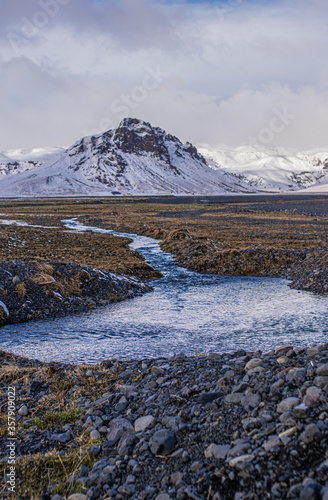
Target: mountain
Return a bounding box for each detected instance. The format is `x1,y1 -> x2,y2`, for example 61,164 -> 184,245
199,144 -> 328,192
0,119 -> 254,197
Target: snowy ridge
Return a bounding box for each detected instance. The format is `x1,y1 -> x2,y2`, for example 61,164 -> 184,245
0,119 -> 254,197
199,144 -> 328,192
1,119 -> 328,196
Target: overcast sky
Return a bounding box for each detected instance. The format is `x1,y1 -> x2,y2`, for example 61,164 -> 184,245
0,0 -> 327,150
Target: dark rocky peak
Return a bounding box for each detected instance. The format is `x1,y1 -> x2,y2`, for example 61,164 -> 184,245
112,118 -> 167,158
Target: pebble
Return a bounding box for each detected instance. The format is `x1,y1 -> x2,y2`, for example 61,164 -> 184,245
134,415 -> 155,432
277,397 -> 300,413
149,429 -> 177,456
18,405 -> 28,416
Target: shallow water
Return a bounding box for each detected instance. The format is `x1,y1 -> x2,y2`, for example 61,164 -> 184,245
1,218 -> 328,363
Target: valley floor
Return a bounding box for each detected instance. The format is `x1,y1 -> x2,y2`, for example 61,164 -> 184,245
0,194 -> 327,327
0,195 -> 328,499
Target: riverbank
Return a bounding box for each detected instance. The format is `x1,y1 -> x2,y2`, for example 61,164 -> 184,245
0,197 -> 328,302
1,344 -> 328,499
0,260 -> 150,326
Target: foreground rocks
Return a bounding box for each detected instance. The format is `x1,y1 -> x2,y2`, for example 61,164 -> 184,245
2,344 -> 328,499
0,260 -> 150,325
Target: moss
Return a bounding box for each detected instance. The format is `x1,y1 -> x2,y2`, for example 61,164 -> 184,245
32,409 -> 80,430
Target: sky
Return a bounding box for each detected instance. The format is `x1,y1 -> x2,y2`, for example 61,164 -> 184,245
0,0 -> 327,150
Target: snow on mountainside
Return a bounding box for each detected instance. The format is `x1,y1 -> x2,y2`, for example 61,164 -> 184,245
199,144 -> 328,192
0,147 -> 65,179
0,119 -> 254,197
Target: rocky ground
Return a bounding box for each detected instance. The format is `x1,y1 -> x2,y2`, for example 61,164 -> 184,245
2,345 -> 328,499
0,260 -> 150,326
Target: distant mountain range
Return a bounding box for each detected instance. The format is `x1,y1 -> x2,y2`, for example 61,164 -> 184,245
199,144 -> 328,193
0,118 -> 327,197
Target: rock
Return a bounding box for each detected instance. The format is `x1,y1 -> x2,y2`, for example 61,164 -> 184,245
118,434 -> 137,456
300,424 -> 323,444
204,443 -> 216,458
107,418 -> 134,443
303,387 -> 322,408
225,393 -> 243,405
277,355 -> 289,364
0,301 -> 9,326
18,405 -> 28,416
151,366 -> 164,375
190,461 -> 203,472
293,403 -> 310,419
155,495 -> 171,500
245,359 -> 262,371
241,392 -> 261,408
80,464 -> 90,477
12,276 -> 21,285
205,443 -> 230,459
67,496 -> 87,500
306,347 -> 321,356
313,376 -> 328,388
88,445 -> 102,459
277,397 -> 300,413
278,426 -> 298,439
134,415 -> 155,432
228,442 -> 250,457
90,429 -> 100,440
229,455 -> 254,468
274,346 -> 293,356
316,363 -> 328,376
149,429 -> 177,456
199,392 -> 223,404
286,368 -> 306,383
51,432 -> 71,444
30,379 -> 42,392
299,478 -> 321,500
262,436 -> 281,451
118,483 -> 135,496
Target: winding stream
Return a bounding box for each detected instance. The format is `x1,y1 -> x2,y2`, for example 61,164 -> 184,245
1,218 -> 328,363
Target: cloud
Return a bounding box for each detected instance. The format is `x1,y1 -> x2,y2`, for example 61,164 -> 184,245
0,0 -> 327,150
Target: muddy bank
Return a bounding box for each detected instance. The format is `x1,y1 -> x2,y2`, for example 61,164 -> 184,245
0,260 -> 150,326
2,344 -> 328,499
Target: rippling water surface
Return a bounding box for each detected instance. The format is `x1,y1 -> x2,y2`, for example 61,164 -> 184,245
1,219 -> 327,363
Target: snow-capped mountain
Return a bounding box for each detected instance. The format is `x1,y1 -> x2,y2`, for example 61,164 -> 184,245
199,144 -> 328,192
0,119 -> 254,197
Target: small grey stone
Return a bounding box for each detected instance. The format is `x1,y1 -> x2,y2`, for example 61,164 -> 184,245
241,393 -> 261,408
107,417 -> 134,443
18,405 -> 28,416
299,478 -> 321,500
67,496 -> 87,500
134,415 -> 155,432
293,403 -> 310,419
228,442 -> 250,457
199,392 -> 223,404
90,429 -> 100,440
149,429 -> 177,456
317,363 -> 328,376
303,387 -> 322,408
300,424 -> 323,444
88,445 -> 102,459
225,393 -> 243,405
245,358 -> 262,371
118,434 -> 137,456
51,432 -> 71,444
277,397 -> 300,413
